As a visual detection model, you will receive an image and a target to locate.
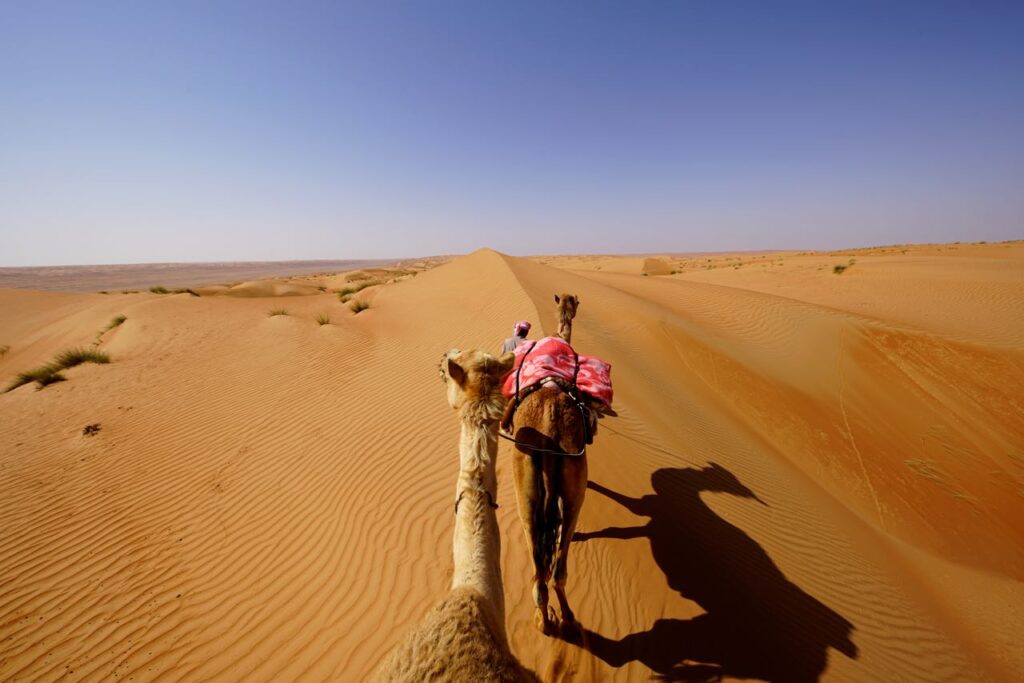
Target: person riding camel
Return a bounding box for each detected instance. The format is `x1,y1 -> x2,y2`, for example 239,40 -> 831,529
502,320 -> 531,354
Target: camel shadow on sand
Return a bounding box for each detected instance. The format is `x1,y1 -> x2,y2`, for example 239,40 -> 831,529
567,463 -> 858,682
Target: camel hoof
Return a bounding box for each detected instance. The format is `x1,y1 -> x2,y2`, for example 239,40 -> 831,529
534,608 -> 552,635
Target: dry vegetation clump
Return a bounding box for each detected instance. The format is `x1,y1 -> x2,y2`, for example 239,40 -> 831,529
336,280 -> 382,302
0,344 -> 9,357
150,286 -> 199,296
833,258 -> 856,275
5,347 -> 110,392
9,366 -> 67,390
53,347 -> 111,369
105,315 -> 127,331
350,300 -> 370,314
316,313 -> 331,325
268,309 -> 289,317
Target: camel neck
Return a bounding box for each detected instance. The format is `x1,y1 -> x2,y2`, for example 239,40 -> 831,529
451,415 -> 505,632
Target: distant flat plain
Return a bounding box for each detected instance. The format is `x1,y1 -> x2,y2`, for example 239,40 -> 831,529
0,259 -> 399,292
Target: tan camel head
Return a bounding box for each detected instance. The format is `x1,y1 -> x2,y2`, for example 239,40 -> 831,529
554,293 -> 579,342
554,293 -> 579,317
439,349 -> 515,421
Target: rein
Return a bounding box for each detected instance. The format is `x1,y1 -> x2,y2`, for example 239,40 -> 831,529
454,486 -> 499,515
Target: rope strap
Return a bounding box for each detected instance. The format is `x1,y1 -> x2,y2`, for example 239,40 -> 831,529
454,487 -> 499,515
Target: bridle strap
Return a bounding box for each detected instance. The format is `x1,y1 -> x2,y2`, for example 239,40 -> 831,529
454,486 -> 499,515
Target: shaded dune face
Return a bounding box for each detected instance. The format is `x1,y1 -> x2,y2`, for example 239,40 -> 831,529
0,244 -> 1022,681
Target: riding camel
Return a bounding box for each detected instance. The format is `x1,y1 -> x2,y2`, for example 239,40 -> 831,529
371,349 -> 536,682
503,293 -> 602,636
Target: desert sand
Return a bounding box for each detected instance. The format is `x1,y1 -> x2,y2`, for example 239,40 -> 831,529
1,242 -> 1022,681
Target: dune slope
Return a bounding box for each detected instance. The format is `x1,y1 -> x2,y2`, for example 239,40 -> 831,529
1,246 -> 1022,681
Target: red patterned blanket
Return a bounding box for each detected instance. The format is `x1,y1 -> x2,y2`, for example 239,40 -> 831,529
502,336 -> 613,408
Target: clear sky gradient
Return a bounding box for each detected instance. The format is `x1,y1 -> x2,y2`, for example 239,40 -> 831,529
2,1 -> 1022,265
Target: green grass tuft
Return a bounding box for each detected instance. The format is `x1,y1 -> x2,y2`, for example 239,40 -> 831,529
6,346 -> 112,392
316,313 -> 331,325
36,371 -> 67,387
336,280 -> 382,301
350,300 -> 370,314
53,347 -> 111,369
6,365 -> 64,392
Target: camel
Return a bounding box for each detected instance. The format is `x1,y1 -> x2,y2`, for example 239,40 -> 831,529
554,293 -> 579,344
505,293 -> 594,636
371,348 -> 536,682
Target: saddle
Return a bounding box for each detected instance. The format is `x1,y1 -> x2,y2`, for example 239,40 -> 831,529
500,336 -> 613,448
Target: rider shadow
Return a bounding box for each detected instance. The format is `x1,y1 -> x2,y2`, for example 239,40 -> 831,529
570,464 -> 858,682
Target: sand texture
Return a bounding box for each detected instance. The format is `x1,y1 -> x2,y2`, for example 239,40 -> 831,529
1,243 -> 1022,681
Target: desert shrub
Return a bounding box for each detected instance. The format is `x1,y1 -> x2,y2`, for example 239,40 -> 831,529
350,300 -> 370,314
6,365 -> 64,392
106,315 -> 127,331
53,347 -> 110,369
316,313 -> 331,325
36,371 -> 67,387
268,309 -> 288,317
149,286 -> 170,294
6,345 -> 112,391
834,257 -> 856,275
336,280 -> 381,300
172,288 -> 200,296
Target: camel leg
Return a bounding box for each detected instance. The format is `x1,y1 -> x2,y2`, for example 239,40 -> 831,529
512,450 -> 554,634
553,455 -> 587,632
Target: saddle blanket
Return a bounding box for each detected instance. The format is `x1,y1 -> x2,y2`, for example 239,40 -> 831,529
502,336 -> 613,408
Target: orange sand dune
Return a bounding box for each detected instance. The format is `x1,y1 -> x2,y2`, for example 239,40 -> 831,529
1,245 -> 1022,681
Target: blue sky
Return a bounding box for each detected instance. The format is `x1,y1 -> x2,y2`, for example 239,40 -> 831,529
2,1 -> 1022,265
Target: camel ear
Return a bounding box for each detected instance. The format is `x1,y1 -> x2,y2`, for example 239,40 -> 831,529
446,358 -> 466,386
496,352 -> 516,376
554,294 -> 560,304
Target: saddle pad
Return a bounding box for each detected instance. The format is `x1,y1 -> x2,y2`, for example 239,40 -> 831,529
502,336 -> 613,408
